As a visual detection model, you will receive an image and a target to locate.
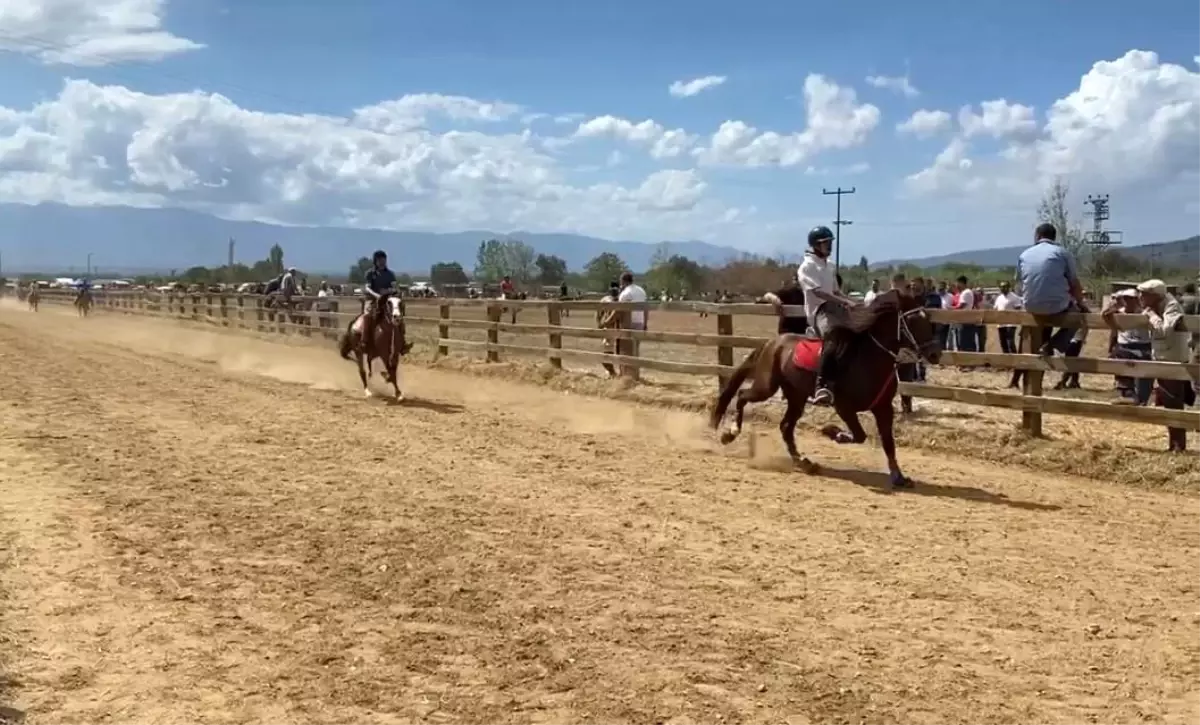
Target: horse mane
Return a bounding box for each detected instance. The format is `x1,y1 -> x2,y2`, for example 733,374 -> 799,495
844,288 -> 904,332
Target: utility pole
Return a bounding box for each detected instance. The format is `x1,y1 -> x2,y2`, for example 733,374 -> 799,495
822,186 -> 856,271
228,237 -> 236,268
1083,194 -> 1122,279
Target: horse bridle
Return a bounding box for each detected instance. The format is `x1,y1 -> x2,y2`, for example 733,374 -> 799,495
868,307 -> 938,366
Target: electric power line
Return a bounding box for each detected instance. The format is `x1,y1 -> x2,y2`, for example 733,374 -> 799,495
822,187 -> 855,270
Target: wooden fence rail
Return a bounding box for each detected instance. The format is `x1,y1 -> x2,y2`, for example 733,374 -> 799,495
38,289 -> 1200,433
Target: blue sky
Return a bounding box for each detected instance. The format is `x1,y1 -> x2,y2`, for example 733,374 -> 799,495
0,0 -> 1197,265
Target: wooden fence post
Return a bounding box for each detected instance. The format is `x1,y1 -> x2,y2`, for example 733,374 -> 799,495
205,294 -> 214,324
237,296 -> 245,329
547,302 -> 563,369
437,303 -> 450,357
255,297 -> 265,331
1021,325 -> 1045,436
191,294 -> 200,320
716,307 -> 734,387
616,310 -> 640,380
486,303 -> 501,362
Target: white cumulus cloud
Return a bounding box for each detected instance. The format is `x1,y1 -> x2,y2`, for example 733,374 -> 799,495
897,109 -> 952,138
903,50 -> 1200,200
668,75 -> 727,98
0,79 -> 749,242
0,0 -> 203,66
572,115 -> 698,159
692,74 -> 880,167
866,74 -> 920,98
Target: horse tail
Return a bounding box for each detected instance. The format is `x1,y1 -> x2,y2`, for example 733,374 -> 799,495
709,343 -> 764,430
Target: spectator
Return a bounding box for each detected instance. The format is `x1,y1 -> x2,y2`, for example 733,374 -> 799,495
889,272 -> 907,292
617,271 -> 648,360
1054,325 -> 1089,389
972,285 -> 988,352
864,279 -> 881,305
596,281 -> 621,377
953,275 -> 978,353
759,280 -> 808,336
1018,222 -> 1084,355
1181,282 -> 1199,362
1122,279 -> 1191,452
993,281 -> 1022,354
1105,289 -> 1152,403
926,280 -> 949,351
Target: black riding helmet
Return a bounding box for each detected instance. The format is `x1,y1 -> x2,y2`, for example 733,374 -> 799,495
807,225 -> 834,247
372,249 -> 387,263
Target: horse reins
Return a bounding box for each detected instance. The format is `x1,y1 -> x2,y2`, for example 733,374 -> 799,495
862,307 -> 935,408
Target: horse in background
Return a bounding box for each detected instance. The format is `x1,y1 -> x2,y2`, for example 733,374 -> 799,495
709,290 -> 942,487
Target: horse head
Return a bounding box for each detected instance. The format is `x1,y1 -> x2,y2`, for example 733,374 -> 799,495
383,295 -> 411,354
864,290 -> 941,365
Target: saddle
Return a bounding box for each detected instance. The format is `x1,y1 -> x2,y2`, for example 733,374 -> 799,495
791,332 -> 856,371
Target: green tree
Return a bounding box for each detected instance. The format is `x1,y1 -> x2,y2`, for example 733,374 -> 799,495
857,255 -> 869,272
645,249 -> 707,297
534,253 -> 568,285
267,244 -> 285,275
583,252 -> 629,291
347,256 -> 371,284
430,261 -> 470,287
474,239 -> 537,282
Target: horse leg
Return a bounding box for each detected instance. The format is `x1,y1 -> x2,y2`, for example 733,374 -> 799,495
821,403 -> 869,445
720,369 -> 780,445
355,351 -> 372,397
871,403 -> 911,488
779,382 -> 818,474
390,356 -> 403,400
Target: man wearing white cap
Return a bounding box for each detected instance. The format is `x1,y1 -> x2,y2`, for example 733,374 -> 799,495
1130,279 -> 1191,452
1104,288 -> 1153,403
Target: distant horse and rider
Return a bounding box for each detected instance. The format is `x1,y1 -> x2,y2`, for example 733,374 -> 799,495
25,285 -> 40,312
74,284 -> 93,317
338,250 -> 411,399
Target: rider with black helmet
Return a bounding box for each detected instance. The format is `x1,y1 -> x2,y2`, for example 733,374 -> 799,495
798,225 -> 858,406
361,250 -> 398,337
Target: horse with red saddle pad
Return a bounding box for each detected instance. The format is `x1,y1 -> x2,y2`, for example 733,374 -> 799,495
709,290 -> 942,487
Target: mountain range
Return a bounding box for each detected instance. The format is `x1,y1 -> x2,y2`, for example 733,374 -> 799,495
878,235 -> 1199,271
0,203 -> 741,275
0,202 -> 1194,276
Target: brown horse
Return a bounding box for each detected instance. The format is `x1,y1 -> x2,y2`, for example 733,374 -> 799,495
75,289 -> 92,317
709,290 -> 942,487
339,294 -> 411,399
26,286 -> 40,311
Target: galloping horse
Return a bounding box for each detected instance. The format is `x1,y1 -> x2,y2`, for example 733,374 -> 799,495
26,286 -> 40,312
74,288 -> 92,317
709,290 -> 942,487
338,294 -> 411,399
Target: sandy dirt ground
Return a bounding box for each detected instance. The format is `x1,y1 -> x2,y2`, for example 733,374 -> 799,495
1,303 -> 1199,724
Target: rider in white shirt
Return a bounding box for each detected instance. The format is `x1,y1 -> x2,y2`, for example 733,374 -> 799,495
797,225 -> 859,405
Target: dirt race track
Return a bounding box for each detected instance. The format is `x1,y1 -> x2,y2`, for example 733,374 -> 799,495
1,303 -> 1198,725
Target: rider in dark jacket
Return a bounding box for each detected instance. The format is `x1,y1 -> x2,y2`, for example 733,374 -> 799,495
361,250 -> 397,335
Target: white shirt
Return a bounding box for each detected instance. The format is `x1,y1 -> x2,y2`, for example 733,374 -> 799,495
618,283 -> 647,327
864,289 -> 879,305
955,288 -> 975,309
940,292 -> 953,309
796,253 -> 836,321
993,291 -> 1022,327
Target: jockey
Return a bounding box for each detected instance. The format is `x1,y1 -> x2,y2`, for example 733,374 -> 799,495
361,249 -> 397,337
798,225 -> 860,406
279,267 -> 300,302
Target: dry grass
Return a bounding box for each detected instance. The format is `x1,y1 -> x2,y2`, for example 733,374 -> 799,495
407,302 -> 1200,491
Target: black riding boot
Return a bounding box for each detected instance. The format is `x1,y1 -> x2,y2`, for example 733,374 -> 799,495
809,340 -> 838,405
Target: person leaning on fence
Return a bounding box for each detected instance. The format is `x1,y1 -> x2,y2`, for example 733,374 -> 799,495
1116,279 -> 1192,452
993,281 -> 1022,354
1018,222 -> 1084,355
1104,289 -> 1153,403
617,272 -> 648,360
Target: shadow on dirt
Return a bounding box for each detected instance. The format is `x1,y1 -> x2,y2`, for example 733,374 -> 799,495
384,396 -> 465,414
817,465 -> 1063,512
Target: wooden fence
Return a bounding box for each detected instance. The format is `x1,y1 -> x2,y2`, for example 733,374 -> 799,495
35,289 -> 1200,433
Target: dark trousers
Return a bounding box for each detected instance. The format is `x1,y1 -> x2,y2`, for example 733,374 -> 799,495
1113,342 -> 1153,403
956,324 -> 979,352
998,326 -> 1018,354
1158,379 -> 1190,452
976,324 -> 988,352
1056,339 -> 1085,388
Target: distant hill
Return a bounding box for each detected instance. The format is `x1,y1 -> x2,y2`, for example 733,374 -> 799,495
878,235 -> 1199,270
0,202 -> 744,275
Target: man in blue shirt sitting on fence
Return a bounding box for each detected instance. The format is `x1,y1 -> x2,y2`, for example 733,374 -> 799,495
1018,222 -> 1086,355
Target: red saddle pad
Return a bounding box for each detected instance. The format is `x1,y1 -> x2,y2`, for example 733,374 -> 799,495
791,338 -> 822,371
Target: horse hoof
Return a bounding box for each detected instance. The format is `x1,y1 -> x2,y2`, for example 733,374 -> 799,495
795,457 -> 819,474
819,424 -> 842,440
890,473 -> 912,488
719,431 -> 737,445
364,389 -> 373,398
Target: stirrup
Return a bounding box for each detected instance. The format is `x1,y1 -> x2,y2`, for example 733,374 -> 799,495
808,387 -> 834,406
